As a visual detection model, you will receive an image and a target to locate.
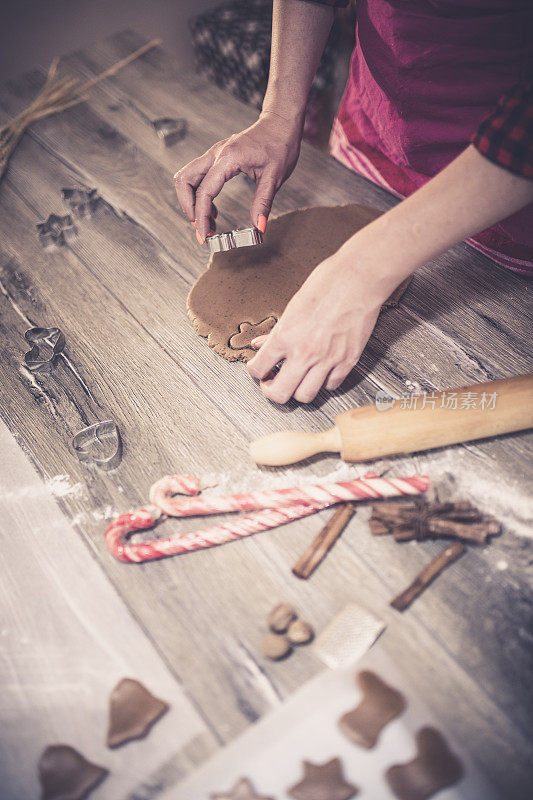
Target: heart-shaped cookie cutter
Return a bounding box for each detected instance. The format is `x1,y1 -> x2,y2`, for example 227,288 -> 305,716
23,327 -> 66,371
72,421 -> 122,471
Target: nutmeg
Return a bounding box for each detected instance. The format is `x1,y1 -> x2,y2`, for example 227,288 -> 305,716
287,619 -> 314,645
267,603 -> 297,633
260,633 -> 291,660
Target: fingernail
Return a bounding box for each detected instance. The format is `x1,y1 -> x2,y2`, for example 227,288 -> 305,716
196,229 -> 204,245
257,214 -> 267,234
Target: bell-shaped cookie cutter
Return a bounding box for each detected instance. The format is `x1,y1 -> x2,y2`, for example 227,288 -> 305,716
72,420 -> 122,471
205,226 -> 263,253
23,327 -> 66,371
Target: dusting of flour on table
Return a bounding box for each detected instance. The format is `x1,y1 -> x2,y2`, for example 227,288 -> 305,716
2,474 -> 84,502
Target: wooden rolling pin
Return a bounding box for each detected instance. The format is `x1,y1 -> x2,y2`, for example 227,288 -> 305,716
250,374 -> 533,466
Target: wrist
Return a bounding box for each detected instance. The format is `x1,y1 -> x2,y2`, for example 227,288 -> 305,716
334,220 -> 413,305
261,89 -> 307,130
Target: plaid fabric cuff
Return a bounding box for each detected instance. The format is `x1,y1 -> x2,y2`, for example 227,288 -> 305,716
472,83 -> 533,179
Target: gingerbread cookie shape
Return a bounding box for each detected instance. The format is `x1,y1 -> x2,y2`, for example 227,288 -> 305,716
386,727 -> 464,800
338,670 -> 406,749
187,204 -> 410,362
210,776 -> 274,800
106,677 -> 169,748
38,744 -> 108,800
288,757 -> 358,800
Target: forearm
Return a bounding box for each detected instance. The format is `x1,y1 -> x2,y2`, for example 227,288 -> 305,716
262,0 -> 334,123
340,145 -> 533,300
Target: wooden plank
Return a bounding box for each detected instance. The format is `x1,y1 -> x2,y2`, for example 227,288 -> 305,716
0,31 -> 527,792
61,30 -> 533,376
0,182 -> 300,741
2,36 -> 531,445
1,121 -> 532,797
1,60 -> 532,478
0,418 -> 214,800
3,31 -> 532,389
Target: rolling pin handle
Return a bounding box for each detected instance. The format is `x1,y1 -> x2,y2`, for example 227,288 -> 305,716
250,426 -> 341,466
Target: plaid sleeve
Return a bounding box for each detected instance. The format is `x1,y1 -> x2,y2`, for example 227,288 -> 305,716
471,83 -> 533,179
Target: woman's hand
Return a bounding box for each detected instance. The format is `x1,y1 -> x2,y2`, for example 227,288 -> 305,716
246,248 -> 390,404
173,111 -> 304,242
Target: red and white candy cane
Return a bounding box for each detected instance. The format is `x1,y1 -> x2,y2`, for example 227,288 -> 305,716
105,473 -> 429,563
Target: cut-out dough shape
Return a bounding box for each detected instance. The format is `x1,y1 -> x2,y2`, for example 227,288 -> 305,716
38,744 -> 108,800
187,204 -> 410,362
338,669 -> 406,748
229,317 -> 278,350
288,757 -> 358,800
386,727 -> 464,800
106,677 -> 169,747
210,777 -> 274,800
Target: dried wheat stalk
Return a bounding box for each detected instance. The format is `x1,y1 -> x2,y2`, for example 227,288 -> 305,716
0,38 -> 161,182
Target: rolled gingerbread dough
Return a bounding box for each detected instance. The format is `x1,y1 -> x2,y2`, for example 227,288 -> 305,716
187,204 -> 410,362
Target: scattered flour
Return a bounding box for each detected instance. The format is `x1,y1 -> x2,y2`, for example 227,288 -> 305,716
405,449 -> 532,539
46,474 -> 84,499
1,474 -> 84,503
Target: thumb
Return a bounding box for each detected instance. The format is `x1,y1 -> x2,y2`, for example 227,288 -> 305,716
250,175 -> 277,231
250,334 -> 269,350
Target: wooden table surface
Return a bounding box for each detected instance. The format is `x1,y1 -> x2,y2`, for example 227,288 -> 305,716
0,31 -> 532,800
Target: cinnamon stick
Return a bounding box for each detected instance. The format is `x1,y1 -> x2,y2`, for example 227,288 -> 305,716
292,503 -> 356,579
390,542 -> 466,612
370,500 -> 500,544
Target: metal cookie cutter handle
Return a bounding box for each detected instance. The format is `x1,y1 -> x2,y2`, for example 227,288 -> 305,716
206,226 -> 263,253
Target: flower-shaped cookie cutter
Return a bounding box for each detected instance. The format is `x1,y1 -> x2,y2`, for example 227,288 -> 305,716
205,226 -> 263,253
23,327 -> 66,371
72,421 -> 122,471
61,187 -> 100,219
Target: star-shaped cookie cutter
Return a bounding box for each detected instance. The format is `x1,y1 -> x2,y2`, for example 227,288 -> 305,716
72,421 -> 123,471
36,213 -> 76,248
206,226 -> 263,253
23,326 -> 66,371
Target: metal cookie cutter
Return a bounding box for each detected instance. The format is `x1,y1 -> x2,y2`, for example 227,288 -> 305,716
23,327 -> 65,371
72,420 -> 123,471
36,213 -> 76,248
205,226 -> 263,253
61,187 -> 100,219
151,117 -> 187,146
